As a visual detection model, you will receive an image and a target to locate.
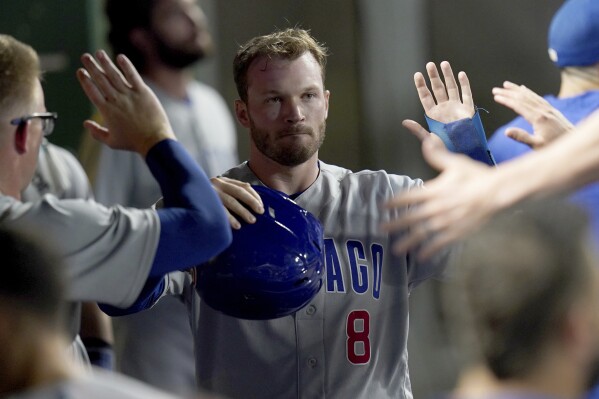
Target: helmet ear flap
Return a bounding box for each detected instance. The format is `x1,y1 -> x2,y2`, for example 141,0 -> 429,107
195,185 -> 325,320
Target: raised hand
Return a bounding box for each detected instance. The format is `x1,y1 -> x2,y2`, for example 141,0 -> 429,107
415,61 -> 475,123
381,138 -> 497,260
493,81 -> 574,150
76,50 -> 175,157
210,177 -> 264,229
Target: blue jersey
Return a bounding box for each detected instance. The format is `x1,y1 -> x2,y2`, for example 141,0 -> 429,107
489,90 -> 599,246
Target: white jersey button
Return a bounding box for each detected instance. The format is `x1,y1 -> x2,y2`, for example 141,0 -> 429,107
305,305 -> 316,315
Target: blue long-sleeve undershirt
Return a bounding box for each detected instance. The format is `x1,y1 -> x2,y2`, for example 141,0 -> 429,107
101,139 -> 231,316
148,139 -> 231,277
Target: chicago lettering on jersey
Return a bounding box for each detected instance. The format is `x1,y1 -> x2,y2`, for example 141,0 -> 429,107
324,238 -> 383,299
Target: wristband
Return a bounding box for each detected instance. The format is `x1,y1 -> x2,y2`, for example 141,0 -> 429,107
81,337 -> 115,371
425,108 -> 496,166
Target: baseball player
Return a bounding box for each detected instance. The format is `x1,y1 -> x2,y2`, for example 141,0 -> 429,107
489,0 -> 599,241
0,35 -> 232,310
82,1 -> 239,394
107,29 -> 485,399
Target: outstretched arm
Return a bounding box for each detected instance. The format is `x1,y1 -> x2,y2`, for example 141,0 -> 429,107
78,51 -> 231,276
383,108 -> 599,259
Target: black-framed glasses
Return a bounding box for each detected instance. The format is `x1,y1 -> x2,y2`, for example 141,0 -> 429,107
10,112 -> 58,136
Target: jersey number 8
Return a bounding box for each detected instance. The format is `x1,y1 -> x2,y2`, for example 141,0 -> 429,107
346,310 -> 370,364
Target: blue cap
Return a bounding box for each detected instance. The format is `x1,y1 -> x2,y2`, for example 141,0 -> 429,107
548,0 -> 599,67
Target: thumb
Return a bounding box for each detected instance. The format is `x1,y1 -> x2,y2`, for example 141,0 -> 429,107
421,137 -> 453,171
505,128 -> 535,148
84,120 -> 110,143
402,119 -> 430,142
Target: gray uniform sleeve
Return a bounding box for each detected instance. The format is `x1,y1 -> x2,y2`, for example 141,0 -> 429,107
0,195 -> 160,307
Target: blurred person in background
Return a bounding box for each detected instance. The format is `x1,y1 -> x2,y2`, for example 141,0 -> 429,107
489,0 -> 599,241
79,0 -> 238,396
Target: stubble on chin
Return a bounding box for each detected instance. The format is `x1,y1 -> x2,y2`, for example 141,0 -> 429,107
250,120 -> 326,167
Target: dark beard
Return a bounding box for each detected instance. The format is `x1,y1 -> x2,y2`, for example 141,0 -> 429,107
150,31 -> 209,69
250,121 -> 326,167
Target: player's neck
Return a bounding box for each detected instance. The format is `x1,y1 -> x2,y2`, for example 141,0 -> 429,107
143,65 -> 193,101
248,150 -> 320,196
0,178 -> 21,200
558,68 -> 599,98
0,149 -> 26,200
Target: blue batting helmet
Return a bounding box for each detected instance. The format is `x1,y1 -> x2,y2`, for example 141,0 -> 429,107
195,185 -> 324,320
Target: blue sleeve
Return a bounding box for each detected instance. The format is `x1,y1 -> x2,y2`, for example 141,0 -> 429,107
99,275 -> 166,316
146,139 -> 232,277
425,108 -> 496,166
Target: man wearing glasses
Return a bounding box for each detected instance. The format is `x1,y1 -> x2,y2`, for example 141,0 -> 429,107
0,34 -> 235,319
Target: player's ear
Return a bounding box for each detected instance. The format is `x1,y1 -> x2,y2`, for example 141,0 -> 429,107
324,89 -> 330,120
235,99 -> 251,128
14,122 -> 28,154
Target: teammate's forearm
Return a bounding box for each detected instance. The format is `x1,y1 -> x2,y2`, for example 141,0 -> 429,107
492,109 -> 599,207
146,139 -> 232,276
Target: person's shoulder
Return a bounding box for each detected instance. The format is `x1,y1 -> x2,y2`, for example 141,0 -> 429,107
41,143 -> 86,175
319,161 -> 351,178
43,142 -> 75,158
220,162 -> 258,183
319,161 -> 422,191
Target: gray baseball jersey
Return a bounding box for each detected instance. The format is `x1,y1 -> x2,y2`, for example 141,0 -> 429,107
0,195 -> 160,307
93,80 -> 238,396
22,140 -> 93,202
21,142 -> 97,368
165,161 -> 448,399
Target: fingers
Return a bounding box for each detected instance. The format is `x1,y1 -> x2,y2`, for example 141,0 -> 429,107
505,127 -> 541,149
426,62 -> 448,103
80,53 -> 116,104
492,81 -> 543,120
381,200 -> 451,257
457,71 -> 474,110
211,177 -> 264,229
224,209 -> 244,231
115,54 -> 145,90
414,72 -> 437,111
95,50 -> 131,93
77,68 -> 105,107
440,61 -> 459,101
79,51 -> 136,107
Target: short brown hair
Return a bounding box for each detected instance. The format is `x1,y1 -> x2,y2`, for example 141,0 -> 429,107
0,35 -> 40,116
233,28 -> 329,102
443,200 -> 594,379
